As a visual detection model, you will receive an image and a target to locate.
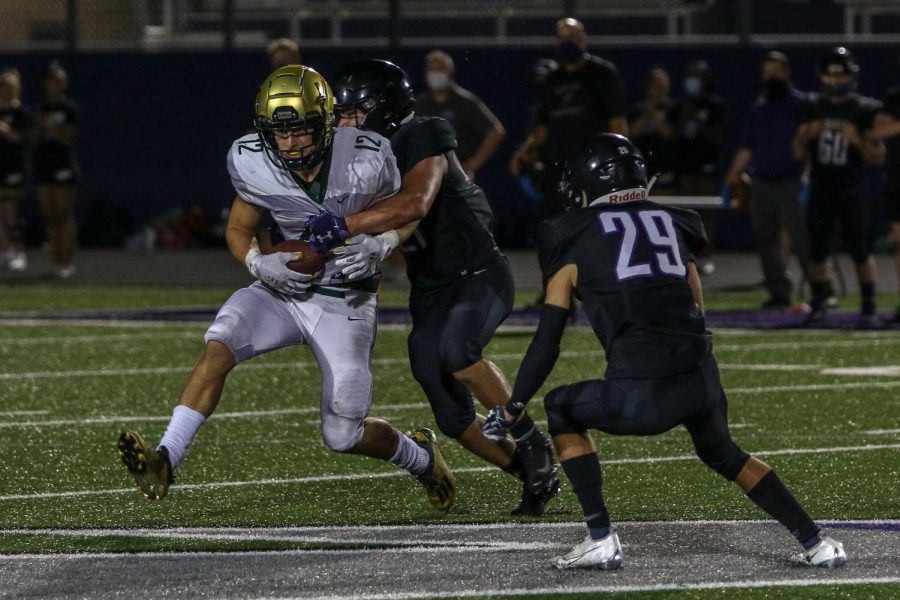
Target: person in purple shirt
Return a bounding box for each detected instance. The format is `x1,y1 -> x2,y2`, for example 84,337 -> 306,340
725,51 -> 809,309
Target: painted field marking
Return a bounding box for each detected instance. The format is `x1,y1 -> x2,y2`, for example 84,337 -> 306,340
0,410 -> 48,417
0,331 -> 199,346
821,366 -> 900,377
2,442 -> 898,503
862,428 -> 900,435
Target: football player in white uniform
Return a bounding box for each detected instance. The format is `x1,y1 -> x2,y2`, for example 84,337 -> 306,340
118,65 -> 455,512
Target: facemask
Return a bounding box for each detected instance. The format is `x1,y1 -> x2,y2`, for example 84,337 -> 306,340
763,78 -> 789,101
557,41 -> 584,65
426,71 -> 451,92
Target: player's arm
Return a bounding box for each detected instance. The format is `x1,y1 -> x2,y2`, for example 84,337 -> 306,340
687,260 -> 705,315
504,264 -> 577,418
342,156 -> 447,236
225,195 -> 263,264
792,120 -> 823,160
462,120 -> 505,177
871,111 -> 900,140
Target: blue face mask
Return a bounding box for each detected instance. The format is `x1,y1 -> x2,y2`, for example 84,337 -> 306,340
683,77 -> 703,97
557,41 -> 584,65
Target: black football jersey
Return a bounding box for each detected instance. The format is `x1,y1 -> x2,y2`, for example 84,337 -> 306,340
539,201 -> 711,379
0,104 -> 30,167
799,92 -> 880,196
390,116 -> 502,289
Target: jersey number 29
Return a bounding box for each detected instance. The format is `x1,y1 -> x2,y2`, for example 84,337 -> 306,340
600,210 -> 687,281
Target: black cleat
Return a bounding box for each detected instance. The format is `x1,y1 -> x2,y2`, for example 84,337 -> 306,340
511,477 -> 561,516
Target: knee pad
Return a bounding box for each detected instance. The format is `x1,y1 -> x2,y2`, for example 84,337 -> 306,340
321,414 -> 364,453
696,440 -> 749,481
204,310 -> 248,363
544,386 -> 578,436
432,402 -> 475,439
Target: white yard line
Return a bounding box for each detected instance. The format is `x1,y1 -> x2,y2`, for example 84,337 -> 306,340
0,410 -> 48,416
2,442 -> 898,503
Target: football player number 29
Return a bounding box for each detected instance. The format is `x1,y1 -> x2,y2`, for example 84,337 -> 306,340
600,210 -> 686,281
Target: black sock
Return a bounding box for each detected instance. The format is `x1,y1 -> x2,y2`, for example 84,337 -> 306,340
746,471 -> 820,545
810,282 -> 830,310
561,454 -> 610,537
510,412 -> 537,442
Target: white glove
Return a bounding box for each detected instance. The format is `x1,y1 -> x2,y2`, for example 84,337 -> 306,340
245,240 -> 317,293
333,231 -> 400,281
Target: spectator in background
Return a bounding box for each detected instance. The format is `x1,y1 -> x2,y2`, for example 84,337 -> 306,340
34,62 -> 79,279
0,68 -> 30,272
724,51 -> 809,310
628,66 -> 677,195
414,50 -> 505,182
871,86 -> 900,322
793,47 -> 884,327
510,17 -> 627,220
671,60 -> 725,274
266,38 -> 301,69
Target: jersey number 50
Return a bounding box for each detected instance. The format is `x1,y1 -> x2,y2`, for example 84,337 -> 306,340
600,210 -> 687,282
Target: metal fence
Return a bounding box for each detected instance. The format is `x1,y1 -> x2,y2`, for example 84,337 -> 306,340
1,0 -> 900,52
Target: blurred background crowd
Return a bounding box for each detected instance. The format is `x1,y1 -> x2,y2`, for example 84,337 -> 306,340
1,0 -> 900,312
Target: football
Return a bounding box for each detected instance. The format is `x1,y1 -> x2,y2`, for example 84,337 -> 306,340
271,238 -> 325,275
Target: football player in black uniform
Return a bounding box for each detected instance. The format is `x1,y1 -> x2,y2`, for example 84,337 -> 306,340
872,85 -> 900,322
0,68 -> 30,271
481,133 -> 846,570
792,47 -> 884,326
306,59 -> 560,515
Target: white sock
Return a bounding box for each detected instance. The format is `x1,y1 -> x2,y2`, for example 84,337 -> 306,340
388,433 -> 431,476
158,405 -> 206,469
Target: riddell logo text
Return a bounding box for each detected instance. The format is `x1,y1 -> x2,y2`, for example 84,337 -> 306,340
608,190 -> 646,204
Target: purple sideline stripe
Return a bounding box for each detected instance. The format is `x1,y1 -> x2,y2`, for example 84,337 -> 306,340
0,307 -> 896,330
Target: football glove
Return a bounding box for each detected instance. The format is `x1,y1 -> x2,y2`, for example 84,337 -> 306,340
483,405 -> 517,441
305,212 -> 350,253
333,231 -> 400,281
245,241 -> 317,294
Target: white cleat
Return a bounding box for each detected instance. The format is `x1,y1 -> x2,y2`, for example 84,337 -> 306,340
552,531 -> 623,570
7,252 -> 27,272
793,536 -> 847,569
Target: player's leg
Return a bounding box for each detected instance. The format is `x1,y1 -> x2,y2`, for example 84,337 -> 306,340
118,284 -> 305,500
839,197 -> 877,325
439,262 -> 561,511
684,355 -> 845,567
543,379 -> 622,570
54,184 -> 77,272
751,179 -> 791,307
0,189 -> 26,270
309,292 -> 454,511
805,197 -> 837,324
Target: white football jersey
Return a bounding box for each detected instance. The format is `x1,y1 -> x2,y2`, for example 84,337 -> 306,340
226,126 -> 400,285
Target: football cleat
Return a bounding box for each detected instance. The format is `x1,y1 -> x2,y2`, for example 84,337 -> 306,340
803,305 -> 827,327
117,431 -> 174,500
411,428 -> 456,512
511,476 -> 561,516
516,430 -> 560,495
792,535 -> 847,569
552,531 -> 623,570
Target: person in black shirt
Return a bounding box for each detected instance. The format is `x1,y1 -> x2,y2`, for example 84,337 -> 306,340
792,47 -> 884,326
414,50 -> 505,182
510,17 -> 627,219
628,66 -> 677,195
482,133 -> 847,571
873,85 -> 900,322
34,62 -> 80,278
308,59 -> 561,516
0,69 -> 30,272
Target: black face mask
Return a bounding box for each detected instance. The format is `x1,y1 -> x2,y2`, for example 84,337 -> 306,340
763,78 -> 789,101
557,41 -> 584,65
823,82 -> 854,98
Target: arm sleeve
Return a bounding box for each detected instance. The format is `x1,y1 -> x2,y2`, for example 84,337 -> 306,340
508,304 -> 570,408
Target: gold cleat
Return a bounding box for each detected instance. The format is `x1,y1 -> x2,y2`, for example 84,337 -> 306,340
117,431 -> 173,500
411,428 -> 456,512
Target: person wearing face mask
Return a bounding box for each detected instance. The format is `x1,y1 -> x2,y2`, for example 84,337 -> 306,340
413,50 -> 505,182
792,47 -> 884,327
510,17 -> 627,221
670,60 -> 725,275
724,51 -> 809,310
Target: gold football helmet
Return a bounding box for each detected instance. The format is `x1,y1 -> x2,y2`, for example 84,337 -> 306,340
254,65 -> 335,171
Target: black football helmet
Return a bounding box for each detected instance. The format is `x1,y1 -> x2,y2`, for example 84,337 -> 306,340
559,134 -> 649,209
818,47 -> 858,97
332,59 -> 415,136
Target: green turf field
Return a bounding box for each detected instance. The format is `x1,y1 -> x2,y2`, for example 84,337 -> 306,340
0,285 -> 898,597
